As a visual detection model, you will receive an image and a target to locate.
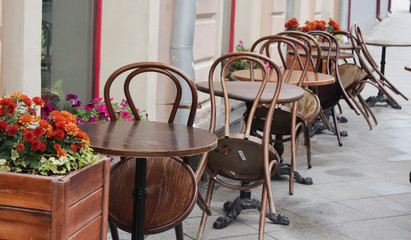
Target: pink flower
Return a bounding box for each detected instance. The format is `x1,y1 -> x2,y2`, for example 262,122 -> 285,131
84,103 -> 95,110
122,111 -> 131,121
239,40 -> 244,45
91,97 -> 103,104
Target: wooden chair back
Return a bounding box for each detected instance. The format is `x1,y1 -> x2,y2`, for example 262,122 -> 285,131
250,34 -> 312,87
103,62 -> 199,237
204,52 -> 282,233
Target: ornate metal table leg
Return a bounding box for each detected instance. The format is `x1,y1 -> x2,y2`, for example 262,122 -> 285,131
310,113 -> 348,137
272,135 -> 313,185
366,91 -> 401,109
132,158 -> 148,240
213,184 -> 290,229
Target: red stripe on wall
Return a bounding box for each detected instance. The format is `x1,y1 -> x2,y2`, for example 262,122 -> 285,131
94,0 -> 102,98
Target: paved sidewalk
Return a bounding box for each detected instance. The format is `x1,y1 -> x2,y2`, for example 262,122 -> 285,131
109,11 -> 411,240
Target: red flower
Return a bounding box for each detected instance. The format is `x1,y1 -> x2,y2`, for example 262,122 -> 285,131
19,114 -> 34,125
53,130 -> 65,141
54,143 -> 62,150
0,121 -> 8,131
57,148 -> 67,158
7,104 -> 15,113
70,144 -> 78,153
0,108 -> 7,116
17,142 -> 25,152
6,125 -> 19,136
31,139 -> 46,152
32,97 -> 44,107
23,131 -> 35,142
55,121 -> 66,131
20,95 -> 32,106
33,126 -> 45,138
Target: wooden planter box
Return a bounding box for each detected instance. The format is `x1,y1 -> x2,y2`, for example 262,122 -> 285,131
0,157 -> 110,240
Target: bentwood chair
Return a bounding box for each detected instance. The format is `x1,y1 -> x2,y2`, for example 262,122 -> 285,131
197,52 -> 287,239
105,62 -> 201,239
306,30 -> 358,146
350,23 -> 408,107
331,30 -> 379,130
250,34 -> 320,190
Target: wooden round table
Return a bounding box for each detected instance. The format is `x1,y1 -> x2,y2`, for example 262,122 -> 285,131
80,121 -> 217,240
231,69 -> 335,86
196,81 -> 305,104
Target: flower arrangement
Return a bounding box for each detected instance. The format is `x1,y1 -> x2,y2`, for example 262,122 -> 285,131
225,40 -> 270,81
60,94 -> 148,124
0,92 -> 99,176
285,18 -> 341,33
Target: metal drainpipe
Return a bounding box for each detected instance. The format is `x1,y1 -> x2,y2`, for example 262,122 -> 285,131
170,0 -> 198,124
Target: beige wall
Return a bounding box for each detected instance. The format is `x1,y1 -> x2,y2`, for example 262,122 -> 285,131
2,0 -> 41,98
100,0 -> 159,120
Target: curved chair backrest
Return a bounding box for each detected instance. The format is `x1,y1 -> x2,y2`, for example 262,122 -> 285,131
104,62 -> 198,126
250,34 -> 311,87
306,30 -> 356,111
276,31 -> 323,72
104,62 -> 199,236
207,51 -> 282,212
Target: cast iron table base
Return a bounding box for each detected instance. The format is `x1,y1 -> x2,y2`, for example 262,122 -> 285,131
366,91 -> 401,109
213,185 -> 290,229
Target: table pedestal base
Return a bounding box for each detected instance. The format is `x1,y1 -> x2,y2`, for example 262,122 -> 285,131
366,91 -> 401,109
213,187 -> 290,229
272,163 -> 313,185
310,113 -> 348,138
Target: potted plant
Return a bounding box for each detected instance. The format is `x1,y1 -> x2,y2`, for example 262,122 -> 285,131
0,92 -> 110,239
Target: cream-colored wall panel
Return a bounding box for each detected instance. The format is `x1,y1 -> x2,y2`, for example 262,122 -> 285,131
193,21 -> 217,61
101,0 -> 159,120
272,0 -> 286,12
197,0 -> 218,15
272,15 -> 286,34
2,0 -> 41,97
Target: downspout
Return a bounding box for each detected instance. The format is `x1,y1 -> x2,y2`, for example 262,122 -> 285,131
170,0 -> 197,124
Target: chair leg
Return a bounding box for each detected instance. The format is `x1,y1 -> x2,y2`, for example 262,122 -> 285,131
358,94 -> 378,126
108,220 -> 120,240
258,184 -> 268,240
331,108 -> 343,147
305,125 -> 312,168
349,91 -> 373,130
175,223 -> 184,240
197,175 -> 216,240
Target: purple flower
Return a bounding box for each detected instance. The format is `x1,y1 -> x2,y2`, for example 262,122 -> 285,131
41,103 -> 55,116
84,103 -> 95,110
71,98 -> 82,108
66,94 -> 78,101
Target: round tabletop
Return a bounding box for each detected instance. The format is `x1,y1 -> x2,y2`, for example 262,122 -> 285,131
196,81 -> 305,104
231,69 -> 335,86
405,65 -> 411,72
318,42 -> 357,51
79,121 -> 217,158
365,40 -> 411,47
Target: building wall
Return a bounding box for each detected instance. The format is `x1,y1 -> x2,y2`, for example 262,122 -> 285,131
1,0 -> 41,98
100,0 -> 159,120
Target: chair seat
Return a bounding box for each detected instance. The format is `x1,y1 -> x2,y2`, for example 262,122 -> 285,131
208,133 -> 279,182
108,157 -> 197,234
335,63 -> 365,94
